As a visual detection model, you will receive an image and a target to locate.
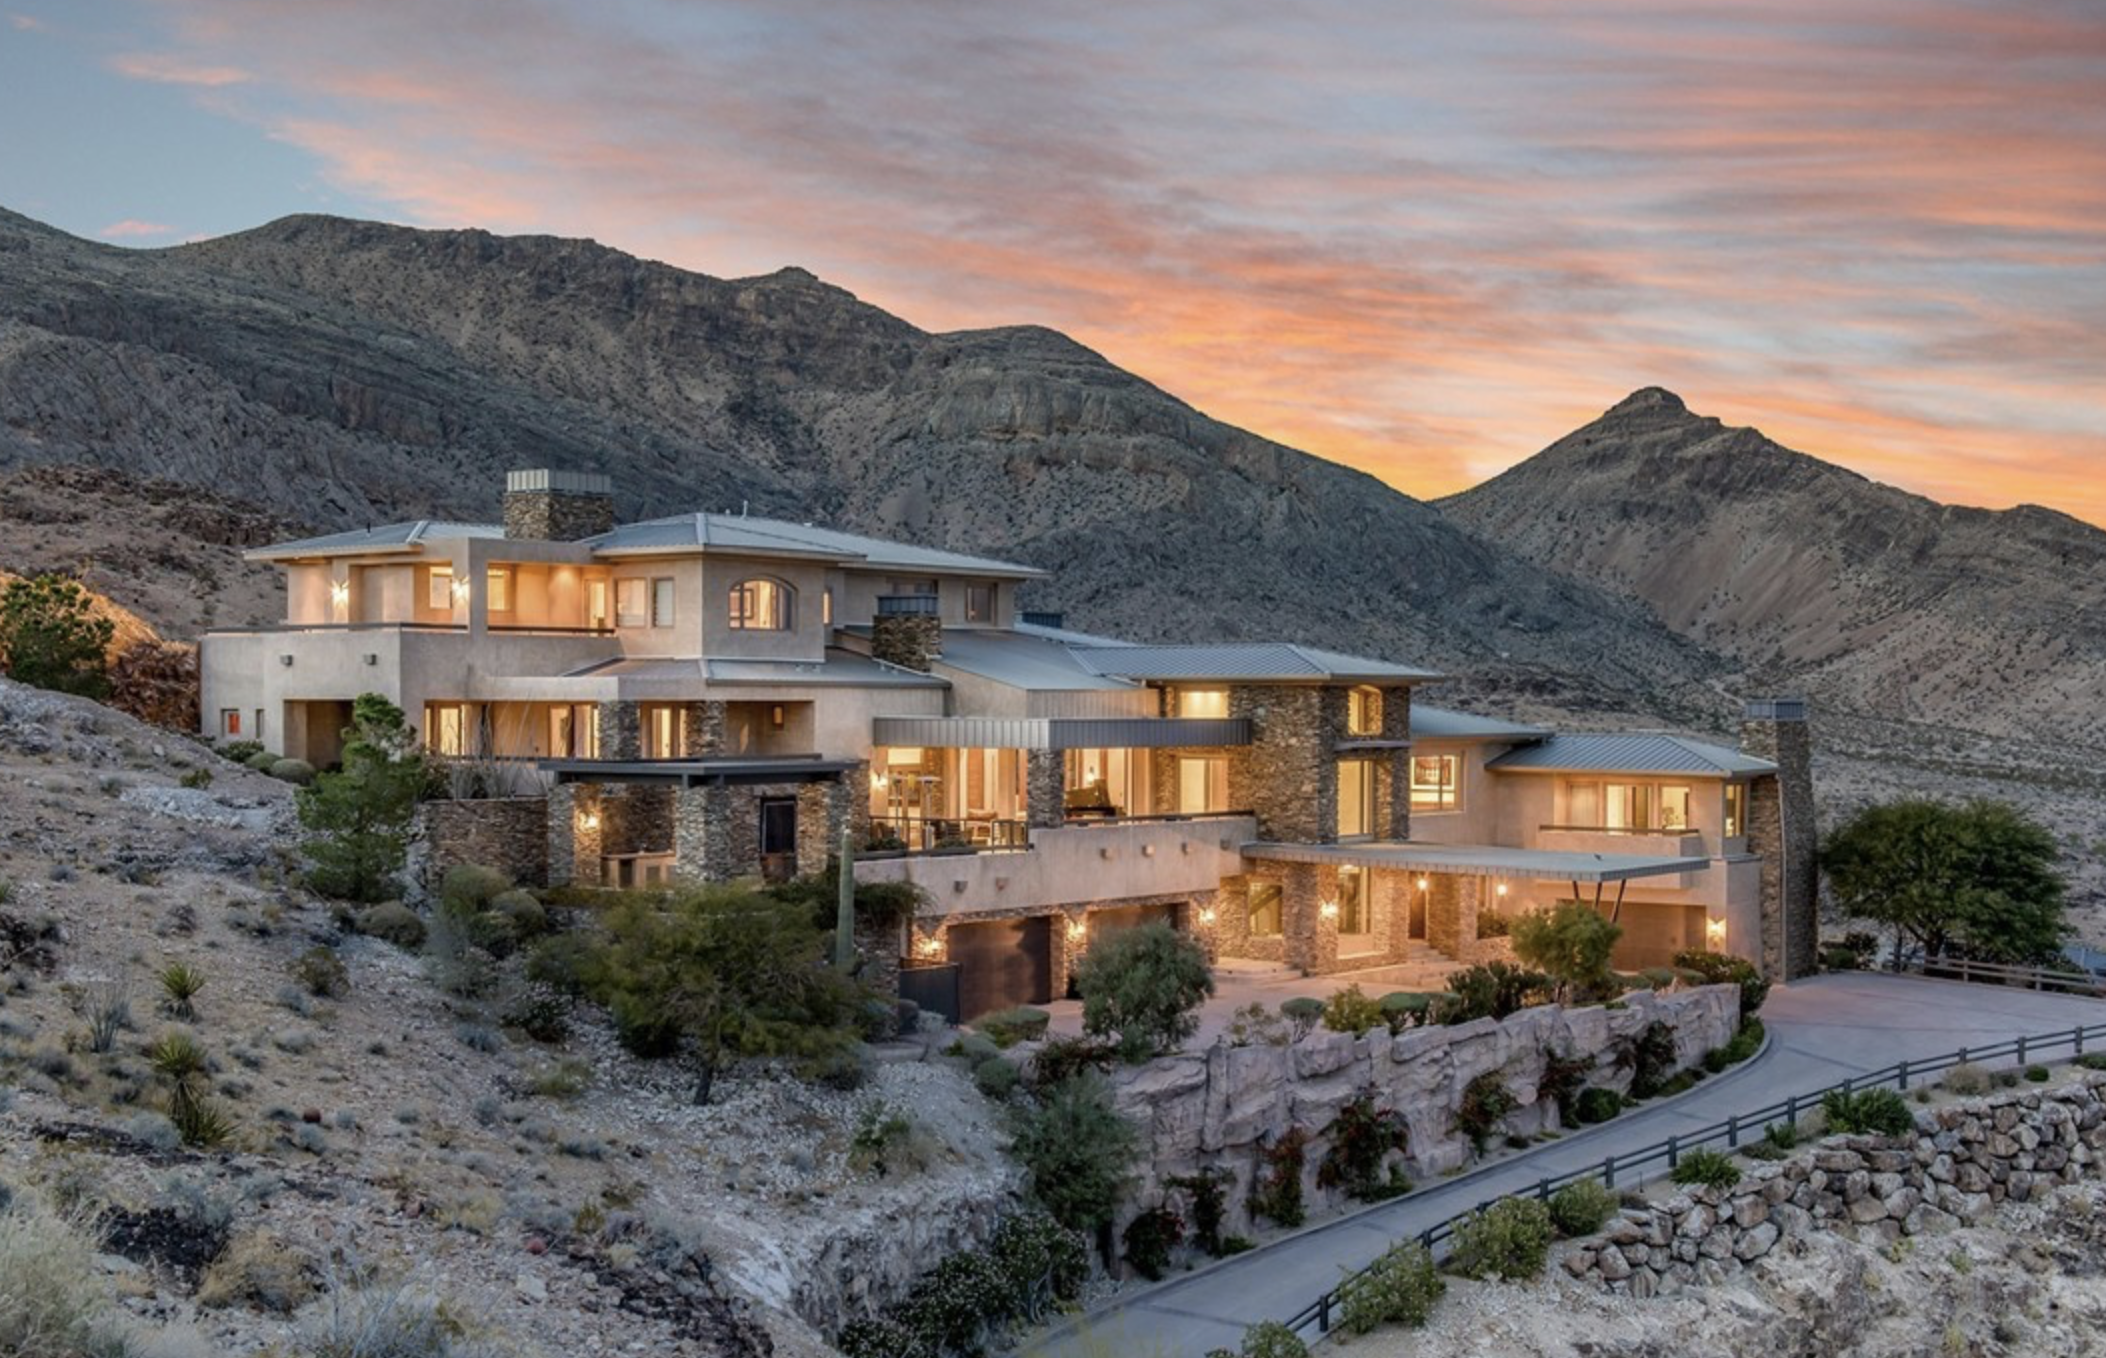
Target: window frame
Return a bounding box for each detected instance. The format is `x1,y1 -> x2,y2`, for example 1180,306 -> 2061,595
1176,688 -> 1230,719
1409,753 -> 1462,812
966,583 -> 993,623
1337,757 -> 1377,838
1346,686 -> 1381,736
485,566 -> 512,613
727,576 -> 792,631
220,708 -> 242,738
615,578 -> 649,628
1247,880 -> 1284,939
427,564 -> 455,614
1724,782 -> 1747,839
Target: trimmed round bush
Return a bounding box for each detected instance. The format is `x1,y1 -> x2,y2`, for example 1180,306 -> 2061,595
266,758 -> 315,785
1573,1086 -> 1624,1124
955,1031 -> 1002,1065
1448,1197 -> 1554,1281
1336,1239 -> 1444,1335
974,1056 -> 1020,1099
1281,996 -> 1326,1032
440,864 -> 511,910
356,902 -> 427,950
244,750 -> 278,772
977,1006 -> 1051,1048
1547,1178 -> 1618,1236
490,888 -> 548,938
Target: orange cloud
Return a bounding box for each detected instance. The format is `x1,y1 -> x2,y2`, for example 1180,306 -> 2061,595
97,219 -> 178,239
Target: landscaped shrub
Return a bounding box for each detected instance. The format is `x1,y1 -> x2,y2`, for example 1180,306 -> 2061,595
1456,1071 -> 1518,1155
356,902 -> 427,950
1203,1320 -> 1310,1358
1249,1127 -> 1309,1229
1943,1062 -> 1989,1095
1074,921 -> 1214,1060
1746,1119 -> 1803,1161
1671,949 -> 1772,1016
1011,1074 -> 1138,1235
1321,983 -> 1384,1036
489,888 -> 547,939
1539,1050 -> 1594,1124
1281,996 -> 1325,1039
1335,1239 -> 1443,1334
2076,1053 -> 2106,1072
267,758 -> 316,785
1027,1035 -> 1119,1094
2024,1064 -> 2051,1083
978,1006 -> 1051,1048
1168,1168 -> 1230,1257
292,946 -> 350,999
1447,1197 -> 1554,1280
1225,1001 -> 1292,1047
1443,961 -> 1549,1022
497,983 -> 571,1044
1573,1086 -> 1624,1125
1669,1149 -> 1741,1190
1510,902 -> 1621,1003
1625,1020 -> 1678,1098
1822,1087 -> 1916,1136
1379,991 -> 1439,1033
1121,1203 -> 1185,1280
1317,1093 -> 1410,1201
245,749 -> 279,773
838,1209 -> 1087,1357
1548,1179 -> 1618,1236
440,864 -> 512,911
975,1056 -> 1020,1099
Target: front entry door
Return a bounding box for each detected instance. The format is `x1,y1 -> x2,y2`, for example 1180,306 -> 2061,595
759,797 -> 797,881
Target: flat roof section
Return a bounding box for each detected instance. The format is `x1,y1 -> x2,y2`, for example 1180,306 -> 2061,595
1240,840 -> 1710,884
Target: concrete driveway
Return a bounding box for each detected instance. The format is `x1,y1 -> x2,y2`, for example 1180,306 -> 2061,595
1016,971 -> 2106,1358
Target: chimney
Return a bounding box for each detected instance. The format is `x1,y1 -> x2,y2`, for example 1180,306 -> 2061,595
503,469 -> 615,541
871,594 -> 942,671
1739,697 -> 1817,981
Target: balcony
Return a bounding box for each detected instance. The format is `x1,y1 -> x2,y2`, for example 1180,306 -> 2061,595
1534,826 -> 1709,858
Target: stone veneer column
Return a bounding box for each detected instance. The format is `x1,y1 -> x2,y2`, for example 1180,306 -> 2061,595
870,613 -> 943,671
1230,685 -> 1344,844
683,701 -> 726,756
1025,751 -> 1067,829
1282,862 -> 1338,973
547,783 -> 603,888
794,773 -> 863,878
596,701 -> 642,761
1177,892 -> 1222,965
1382,685 -> 1413,841
672,783 -> 737,884
1739,700 -> 1819,981
1425,874 -> 1477,959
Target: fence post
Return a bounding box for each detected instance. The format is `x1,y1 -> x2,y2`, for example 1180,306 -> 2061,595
1604,1159 -> 1615,1191
1667,1135 -> 1679,1170
2018,1035 -> 2028,1066
1786,1093 -> 1798,1127
1538,1177 -> 1551,1201
1727,1114 -> 1740,1148
1897,1060 -> 1909,1091
1957,1047 -> 1967,1066
2078,1027 -> 2087,1056
1420,1229 -> 1433,1250
1318,1292 -> 1331,1333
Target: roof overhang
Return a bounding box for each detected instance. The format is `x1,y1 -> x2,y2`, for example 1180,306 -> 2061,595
1240,840 -> 1711,884
872,715 -> 1251,751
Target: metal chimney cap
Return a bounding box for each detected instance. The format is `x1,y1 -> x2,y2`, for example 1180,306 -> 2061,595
1743,697 -> 1808,721
505,469 -> 612,496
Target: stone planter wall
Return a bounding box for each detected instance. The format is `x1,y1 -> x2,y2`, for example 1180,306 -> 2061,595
414,796 -> 550,896
1110,984 -> 1741,1240
1566,1072 -> 2106,1298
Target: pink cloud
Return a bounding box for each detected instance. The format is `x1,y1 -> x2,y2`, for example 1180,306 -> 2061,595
97,219 -> 179,239
110,50 -> 251,87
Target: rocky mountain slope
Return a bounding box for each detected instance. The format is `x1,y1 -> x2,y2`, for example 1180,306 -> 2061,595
0,207 -> 1716,717
1441,388 -> 2106,743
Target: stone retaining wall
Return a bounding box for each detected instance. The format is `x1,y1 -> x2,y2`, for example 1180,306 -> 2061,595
415,796 -> 549,894
1567,1072 -> 2106,1297
1112,984 -> 1740,1239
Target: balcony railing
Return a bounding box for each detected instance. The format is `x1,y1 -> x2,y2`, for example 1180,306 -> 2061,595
1539,823 -> 1698,835
1063,809 -> 1257,828
865,815 -> 1030,857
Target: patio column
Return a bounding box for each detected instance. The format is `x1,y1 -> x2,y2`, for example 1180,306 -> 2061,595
1178,891 -> 1222,965
1025,750 -> 1066,829
1426,874 -> 1476,958
1282,862 -> 1336,974
596,701 -> 642,761
672,783 -> 734,883
547,782 -> 603,888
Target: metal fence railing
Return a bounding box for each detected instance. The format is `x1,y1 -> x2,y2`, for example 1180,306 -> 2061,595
1907,955 -> 2106,997
1282,1019 -> 2106,1339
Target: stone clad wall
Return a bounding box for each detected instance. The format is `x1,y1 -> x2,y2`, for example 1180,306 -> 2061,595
1570,1073 -> 2106,1297
1110,985 -> 1740,1238
417,797 -> 550,891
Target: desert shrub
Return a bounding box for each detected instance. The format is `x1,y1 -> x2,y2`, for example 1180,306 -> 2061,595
180,767 -> 215,790
439,865 -> 512,911
1074,921 -> 1214,1060
245,750 -> 279,773
356,903 -> 427,951
1206,1321 -> 1309,1358
1030,1033 -> 1118,1088
0,1189 -> 134,1356
1448,1197 -> 1554,1280
147,1030 -> 235,1148
299,695 -> 426,903
496,984 -> 570,1044
1625,1021 -> 1679,1098
1225,1001 -> 1291,1047
1443,961 -> 1549,1022
838,1210 -> 1086,1358
527,1059 -> 591,1100
1548,1179 -> 1618,1236
198,1232 -> 314,1313
1455,1072 -> 1518,1155
1477,908 -> 1512,938
1671,949 -> 1771,1015
1321,983 -> 1384,1036
1317,1093 -> 1410,1201
1716,1018 -> 1764,1066
1336,1239 -> 1443,1335
77,977 -> 132,1054
1378,991 -> 1439,1032
2076,1053 -> 2106,1072
1539,1050 -> 1594,1123
0,572 -> 113,698
1573,1086 -> 1623,1124
158,962 -> 206,1021
1822,1087 -> 1916,1137
952,1032 -> 1001,1065
1167,1168 -> 1230,1257
1670,1149 -> 1741,1190
1121,1203 -> 1185,1280
300,1267 -> 507,1358
1249,1126 -> 1309,1229
522,930 -> 595,995
974,1056 -> 1020,1099
292,946 -> 350,999
219,740 -> 265,764
1280,995 -> 1324,1039
488,889 -> 546,938
2024,1064 -> 2051,1083
1510,902 -> 1621,1002
1011,1073 -> 1138,1235
848,1104 -> 934,1179
268,758 -> 316,786
1943,1062 -> 1989,1095
978,1006 -> 1051,1048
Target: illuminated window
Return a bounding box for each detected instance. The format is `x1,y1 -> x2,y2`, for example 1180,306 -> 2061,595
1410,754 -> 1461,811
642,704 -> 683,759
822,588 -> 834,626
219,709 -> 241,737
1659,785 -> 1694,831
1724,783 -> 1746,839
650,577 -> 674,628
1338,758 -> 1376,837
615,578 -> 648,628
728,578 -> 791,630
486,567 -> 511,613
1177,756 -> 1228,813
1248,881 -> 1283,938
427,565 -> 454,612
1347,686 -> 1381,735
1176,688 -> 1229,719
426,704 -> 468,756
1338,866 -> 1367,934
549,703 -> 600,758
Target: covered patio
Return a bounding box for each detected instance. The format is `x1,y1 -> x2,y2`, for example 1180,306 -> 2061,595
1233,840 -> 1714,975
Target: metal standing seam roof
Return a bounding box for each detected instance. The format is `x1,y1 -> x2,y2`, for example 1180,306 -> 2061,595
1411,704 -> 1553,742
246,520 -> 504,559
557,649 -> 944,688
1486,732 -> 1776,776
1068,643 -> 1441,684
581,513 -> 1045,576
919,629 -> 1146,692
1240,840 -> 1711,884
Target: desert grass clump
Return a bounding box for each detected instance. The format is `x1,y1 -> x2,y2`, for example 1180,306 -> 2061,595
0,1189 -> 134,1357
158,962 -> 206,1021
76,977 -> 132,1054
1669,1148 -> 1741,1190
292,946 -> 350,999
302,1262 -> 508,1358
198,1232 -> 315,1314
1547,1179 -> 1619,1236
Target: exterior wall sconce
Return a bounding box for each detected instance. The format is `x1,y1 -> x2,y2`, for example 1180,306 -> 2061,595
1416,877 -> 1430,891
914,934 -> 944,960
871,772 -> 890,789
329,579 -> 350,618
1706,916 -> 1728,946
770,705 -> 786,729
362,654 -> 378,666
1495,883 -> 1509,898
278,655 -> 294,667
1141,844 -> 1156,857
578,811 -> 601,831
1320,899 -> 1340,920
1099,847 -> 1114,860
1066,918 -> 1088,941
1199,906 -> 1217,925
450,577 -> 472,607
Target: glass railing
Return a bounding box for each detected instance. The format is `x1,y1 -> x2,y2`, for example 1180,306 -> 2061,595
865,816 -> 1030,856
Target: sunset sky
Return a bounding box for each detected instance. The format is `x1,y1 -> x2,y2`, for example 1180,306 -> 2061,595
3,0 -> 2102,525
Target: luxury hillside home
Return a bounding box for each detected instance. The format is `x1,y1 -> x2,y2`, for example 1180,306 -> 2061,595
201,470 -> 1817,1019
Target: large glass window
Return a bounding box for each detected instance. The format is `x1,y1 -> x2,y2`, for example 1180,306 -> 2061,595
1605,783 -> 1653,830
1410,754 -> 1460,810
548,704 -> 599,759
1338,866 -> 1367,935
427,565 -> 455,613
1659,785 -> 1694,831
642,704 -> 683,759
1724,783 -> 1746,839
1347,686 -> 1381,736
1067,747 -> 1152,817
1248,880 -> 1283,938
615,578 -> 648,628
1177,688 -> 1229,719
728,577 -> 790,630
1176,756 -> 1228,814
1337,758 -> 1376,837
486,566 -> 511,613
425,703 -> 468,756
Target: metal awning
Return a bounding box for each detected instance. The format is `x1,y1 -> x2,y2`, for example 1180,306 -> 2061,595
870,715 -> 1251,750
539,756 -> 860,787
1239,840 -> 1710,884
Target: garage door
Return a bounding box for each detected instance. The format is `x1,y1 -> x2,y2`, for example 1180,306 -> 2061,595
1610,902 -> 1707,971
950,917 -> 1054,1020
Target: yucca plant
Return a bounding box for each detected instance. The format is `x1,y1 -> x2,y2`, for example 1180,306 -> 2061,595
148,1030 -> 234,1148
158,961 -> 206,1021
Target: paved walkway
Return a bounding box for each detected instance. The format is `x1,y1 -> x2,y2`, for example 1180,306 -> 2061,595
1017,972 -> 2106,1358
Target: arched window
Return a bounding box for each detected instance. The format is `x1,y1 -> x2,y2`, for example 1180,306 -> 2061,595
728,577 -> 794,631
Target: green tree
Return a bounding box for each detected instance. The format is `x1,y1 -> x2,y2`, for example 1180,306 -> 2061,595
0,573 -> 113,698
580,883 -> 869,1104
1823,798 -> 2067,965
1510,902 -> 1622,1002
296,694 -> 427,902
1074,921 -> 1215,1061
1010,1072 -> 1139,1238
